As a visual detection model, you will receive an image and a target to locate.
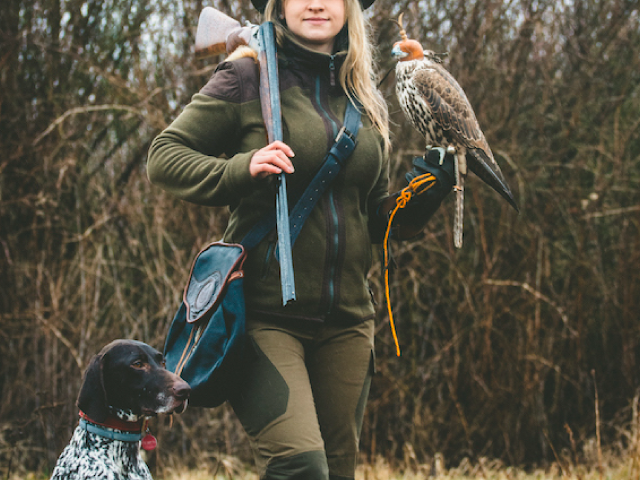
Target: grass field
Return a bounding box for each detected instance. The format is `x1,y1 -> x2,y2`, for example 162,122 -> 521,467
159,463 -> 638,480
155,450 -> 640,480
156,457 -> 639,480
10,434 -> 640,480
9,456 -> 640,480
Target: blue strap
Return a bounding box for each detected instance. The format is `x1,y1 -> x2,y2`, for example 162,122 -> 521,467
242,99 -> 362,250
287,99 -> 362,244
79,418 -> 143,443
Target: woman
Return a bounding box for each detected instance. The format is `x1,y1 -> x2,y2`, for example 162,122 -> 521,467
147,0 -> 453,478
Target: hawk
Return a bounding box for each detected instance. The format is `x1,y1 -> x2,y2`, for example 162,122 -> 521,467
392,14 -> 518,247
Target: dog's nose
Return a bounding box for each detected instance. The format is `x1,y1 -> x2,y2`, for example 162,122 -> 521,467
173,381 -> 191,400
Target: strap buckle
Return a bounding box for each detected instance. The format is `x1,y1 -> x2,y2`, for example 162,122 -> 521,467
335,126 -> 355,144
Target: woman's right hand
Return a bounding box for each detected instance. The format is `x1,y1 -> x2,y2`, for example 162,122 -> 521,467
249,141 -> 295,179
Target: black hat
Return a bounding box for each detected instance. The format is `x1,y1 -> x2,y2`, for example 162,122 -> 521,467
251,0 -> 374,13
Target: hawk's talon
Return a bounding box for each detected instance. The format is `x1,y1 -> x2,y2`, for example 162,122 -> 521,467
427,146 -> 446,165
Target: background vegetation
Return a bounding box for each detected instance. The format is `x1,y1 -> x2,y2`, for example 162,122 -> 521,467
1,0 -> 639,476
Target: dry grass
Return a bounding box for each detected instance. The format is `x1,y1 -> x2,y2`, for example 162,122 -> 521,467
10,405 -> 640,480
8,443 -> 640,480
153,431 -> 640,480
155,453 -> 640,480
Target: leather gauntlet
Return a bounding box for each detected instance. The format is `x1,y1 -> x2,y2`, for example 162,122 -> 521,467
378,148 -> 455,240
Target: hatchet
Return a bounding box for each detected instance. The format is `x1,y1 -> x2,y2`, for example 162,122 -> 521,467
195,8 -> 296,306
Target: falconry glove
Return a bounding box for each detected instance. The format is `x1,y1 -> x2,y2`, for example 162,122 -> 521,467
380,147 -> 455,357
376,147 -> 454,241
399,147 -> 455,227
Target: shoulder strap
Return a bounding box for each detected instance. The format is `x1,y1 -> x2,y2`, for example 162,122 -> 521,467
287,99 -> 361,244
242,99 -> 362,250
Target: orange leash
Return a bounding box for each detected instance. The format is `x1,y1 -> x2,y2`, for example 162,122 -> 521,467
383,173 -> 437,356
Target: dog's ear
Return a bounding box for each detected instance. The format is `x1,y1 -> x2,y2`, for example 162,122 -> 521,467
76,353 -> 109,422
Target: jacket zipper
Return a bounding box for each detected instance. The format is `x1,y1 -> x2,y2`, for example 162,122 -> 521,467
329,55 -> 336,87
315,76 -> 340,315
260,238 -> 275,279
326,189 -> 340,314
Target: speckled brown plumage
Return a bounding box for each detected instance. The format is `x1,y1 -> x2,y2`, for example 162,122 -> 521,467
392,21 -> 518,247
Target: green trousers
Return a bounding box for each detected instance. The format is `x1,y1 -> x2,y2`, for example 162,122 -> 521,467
229,317 -> 374,480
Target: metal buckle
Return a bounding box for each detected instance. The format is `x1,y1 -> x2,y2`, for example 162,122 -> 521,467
335,126 -> 355,143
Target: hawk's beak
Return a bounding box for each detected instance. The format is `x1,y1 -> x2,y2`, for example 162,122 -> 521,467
391,43 -> 408,60
467,151 -> 519,212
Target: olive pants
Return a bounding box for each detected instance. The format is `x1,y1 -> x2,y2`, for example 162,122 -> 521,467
229,317 -> 374,480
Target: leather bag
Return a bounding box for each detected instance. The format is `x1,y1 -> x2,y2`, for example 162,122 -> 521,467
164,242 -> 246,407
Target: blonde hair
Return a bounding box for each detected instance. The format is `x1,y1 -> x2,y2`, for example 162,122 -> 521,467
263,0 -> 390,152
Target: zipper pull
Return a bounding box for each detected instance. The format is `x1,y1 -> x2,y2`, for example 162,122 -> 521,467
329,55 -> 336,87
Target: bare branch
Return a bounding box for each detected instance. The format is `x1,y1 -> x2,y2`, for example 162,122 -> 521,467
483,279 -> 577,337
33,104 -> 146,145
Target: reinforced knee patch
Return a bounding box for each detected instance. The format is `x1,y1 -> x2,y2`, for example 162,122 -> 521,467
264,450 -> 329,480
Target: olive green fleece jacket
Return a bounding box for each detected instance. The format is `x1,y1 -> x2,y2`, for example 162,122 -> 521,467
147,38 -> 389,324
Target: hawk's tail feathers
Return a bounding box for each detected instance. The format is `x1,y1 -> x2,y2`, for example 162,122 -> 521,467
467,149 -> 519,212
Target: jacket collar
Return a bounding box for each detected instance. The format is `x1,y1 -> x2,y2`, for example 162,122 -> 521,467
279,31 -> 348,83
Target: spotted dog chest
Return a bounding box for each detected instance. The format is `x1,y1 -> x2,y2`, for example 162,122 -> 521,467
50,427 -> 152,480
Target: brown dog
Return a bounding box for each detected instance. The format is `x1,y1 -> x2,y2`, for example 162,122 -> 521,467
50,339 -> 191,480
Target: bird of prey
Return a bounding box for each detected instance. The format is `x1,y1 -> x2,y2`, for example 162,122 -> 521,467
391,14 -> 518,247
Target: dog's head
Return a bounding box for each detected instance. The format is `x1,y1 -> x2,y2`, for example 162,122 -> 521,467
77,339 -> 191,422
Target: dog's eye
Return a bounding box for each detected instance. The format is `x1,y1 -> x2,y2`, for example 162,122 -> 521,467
156,353 -> 166,367
131,360 -> 145,369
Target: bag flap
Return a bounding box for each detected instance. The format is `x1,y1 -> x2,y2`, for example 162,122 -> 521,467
183,242 -> 246,324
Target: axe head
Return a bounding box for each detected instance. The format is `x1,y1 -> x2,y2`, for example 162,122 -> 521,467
195,7 -> 259,58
